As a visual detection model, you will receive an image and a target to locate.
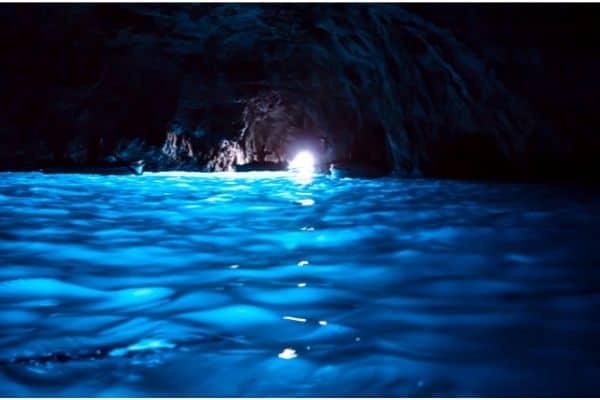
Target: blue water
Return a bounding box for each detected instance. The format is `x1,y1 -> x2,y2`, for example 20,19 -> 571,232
0,171 -> 599,396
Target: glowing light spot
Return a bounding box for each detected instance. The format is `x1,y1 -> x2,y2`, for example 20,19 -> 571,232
229,264 -> 239,269
288,151 -> 316,184
297,282 -> 307,287
297,260 -> 309,267
301,226 -> 315,231
318,320 -> 328,326
355,337 -> 361,342
289,151 -> 315,173
283,315 -> 307,323
297,199 -> 315,206
278,348 -> 297,360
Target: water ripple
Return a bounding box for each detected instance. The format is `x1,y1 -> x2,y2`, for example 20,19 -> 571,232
0,172 -> 599,396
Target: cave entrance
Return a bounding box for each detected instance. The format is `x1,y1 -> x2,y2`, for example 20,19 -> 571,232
239,91 -> 330,168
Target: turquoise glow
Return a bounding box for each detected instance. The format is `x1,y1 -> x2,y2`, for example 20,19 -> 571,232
0,172 -> 599,396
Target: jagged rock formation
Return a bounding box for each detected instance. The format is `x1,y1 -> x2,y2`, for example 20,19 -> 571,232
0,4 -> 597,181
204,139 -> 244,172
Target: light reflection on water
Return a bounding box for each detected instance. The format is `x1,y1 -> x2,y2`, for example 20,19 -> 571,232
0,171 -> 599,396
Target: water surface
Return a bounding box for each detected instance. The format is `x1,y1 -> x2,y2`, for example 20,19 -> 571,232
0,171 -> 599,396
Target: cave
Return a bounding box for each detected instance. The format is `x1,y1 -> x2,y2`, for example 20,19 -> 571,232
0,3 -> 597,182
0,3 -> 599,397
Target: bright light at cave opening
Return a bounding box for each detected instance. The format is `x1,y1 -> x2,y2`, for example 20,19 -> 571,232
289,151 -> 315,173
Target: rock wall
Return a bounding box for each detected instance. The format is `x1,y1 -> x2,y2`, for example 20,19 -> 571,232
0,4 -> 597,181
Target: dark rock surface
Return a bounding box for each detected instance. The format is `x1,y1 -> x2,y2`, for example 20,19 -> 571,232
0,4 -> 598,181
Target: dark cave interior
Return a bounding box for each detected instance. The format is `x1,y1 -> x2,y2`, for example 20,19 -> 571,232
0,3 -> 598,182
